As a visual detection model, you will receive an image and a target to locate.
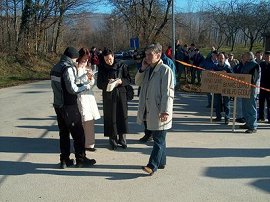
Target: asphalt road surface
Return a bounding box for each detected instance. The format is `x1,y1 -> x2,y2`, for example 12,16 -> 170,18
0,80 -> 270,201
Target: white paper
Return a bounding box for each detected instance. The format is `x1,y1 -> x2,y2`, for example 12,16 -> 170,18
106,79 -> 119,92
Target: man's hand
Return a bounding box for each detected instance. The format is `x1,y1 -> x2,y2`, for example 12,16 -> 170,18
159,112 -> 169,122
86,72 -> 94,80
141,58 -> 149,71
117,79 -> 122,85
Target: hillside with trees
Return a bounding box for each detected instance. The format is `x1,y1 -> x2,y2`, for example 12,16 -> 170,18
0,0 -> 269,87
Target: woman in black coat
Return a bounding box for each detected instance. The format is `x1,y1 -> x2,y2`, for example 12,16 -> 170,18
97,49 -> 131,150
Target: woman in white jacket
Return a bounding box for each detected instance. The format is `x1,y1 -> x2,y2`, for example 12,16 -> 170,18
76,48 -> 101,151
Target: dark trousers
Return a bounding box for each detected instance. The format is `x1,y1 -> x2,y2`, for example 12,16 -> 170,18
143,121 -> 152,137
258,91 -> 270,121
214,94 -> 230,119
54,105 -> 85,161
191,68 -> 202,84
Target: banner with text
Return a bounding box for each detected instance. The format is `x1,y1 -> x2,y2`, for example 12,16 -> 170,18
200,71 -> 252,98
200,71 -> 223,94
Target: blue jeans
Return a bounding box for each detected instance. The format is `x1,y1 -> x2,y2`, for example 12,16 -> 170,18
242,92 -> 258,129
214,94 -> 230,119
147,130 -> 167,172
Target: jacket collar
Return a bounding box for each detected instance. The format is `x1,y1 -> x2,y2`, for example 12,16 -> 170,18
152,59 -> 163,72
148,59 -> 163,80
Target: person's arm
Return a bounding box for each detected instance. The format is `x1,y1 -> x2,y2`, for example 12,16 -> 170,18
97,65 -> 108,90
63,67 -> 89,94
118,64 -> 131,87
160,66 -> 174,117
253,64 -> 261,85
76,68 -> 89,84
135,58 -> 149,86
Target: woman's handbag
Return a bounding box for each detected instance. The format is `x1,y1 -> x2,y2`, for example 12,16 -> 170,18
117,66 -> 134,101
125,84 -> 134,101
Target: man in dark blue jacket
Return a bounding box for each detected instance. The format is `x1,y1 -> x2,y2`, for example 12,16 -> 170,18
200,50 -> 218,107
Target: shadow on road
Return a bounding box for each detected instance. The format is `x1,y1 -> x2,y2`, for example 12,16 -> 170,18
0,160 -> 146,181
204,165 -> 270,193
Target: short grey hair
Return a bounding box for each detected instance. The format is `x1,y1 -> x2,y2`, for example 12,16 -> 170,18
145,43 -> 162,54
244,51 -> 255,61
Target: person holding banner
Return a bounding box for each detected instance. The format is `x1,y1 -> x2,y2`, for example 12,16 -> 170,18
239,52 -> 261,133
233,57 -> 245,123
213,53 -> 233,124
200,50 -> 218,108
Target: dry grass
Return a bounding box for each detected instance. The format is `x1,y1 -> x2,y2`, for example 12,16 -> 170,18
0,53 -> 58,88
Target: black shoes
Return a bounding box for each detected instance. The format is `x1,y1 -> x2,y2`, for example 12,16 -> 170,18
212,118 -> 221,122
85,148 -> 96,152
245,129 -> 257,134
118,140 -> 127,149
235,118 -> 245,123
257,119 -> 265,123
76,157 -> 96,168
109,138 -> 118,150
60,157 -> 96,168
139,134 -> 153,143
60,159 -> 74,169
239,124 -> 249,129
158,165 -> 166,169
118,134 -> 127,149
239,124 -> 257,133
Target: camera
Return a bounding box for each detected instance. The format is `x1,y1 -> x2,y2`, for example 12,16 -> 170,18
133,50 -> 145,60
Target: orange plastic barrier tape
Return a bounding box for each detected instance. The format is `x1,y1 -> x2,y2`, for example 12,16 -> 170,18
175,60 -> 270,93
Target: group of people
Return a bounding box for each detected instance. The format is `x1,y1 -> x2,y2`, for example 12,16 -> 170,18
173,41 -> 270,134
50,40 -> 269,174
209,50 -> 270,134
50,43 -> 174,176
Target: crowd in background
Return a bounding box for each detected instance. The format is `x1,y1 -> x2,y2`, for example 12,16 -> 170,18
165,41 -> 270,133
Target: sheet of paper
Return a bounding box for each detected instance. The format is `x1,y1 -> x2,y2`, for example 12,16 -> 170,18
106,79 -> 119,92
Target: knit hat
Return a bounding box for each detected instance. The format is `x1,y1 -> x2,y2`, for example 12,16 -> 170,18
64,47 -> 79,59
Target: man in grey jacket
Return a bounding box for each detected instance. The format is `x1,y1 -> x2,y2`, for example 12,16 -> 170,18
135,43 -> 174,175
51,47 -> 96,169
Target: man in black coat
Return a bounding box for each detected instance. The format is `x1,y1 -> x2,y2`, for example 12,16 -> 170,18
258,51 -> 270,123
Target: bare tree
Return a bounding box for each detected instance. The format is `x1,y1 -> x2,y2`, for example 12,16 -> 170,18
108,0 -> 172,47
237,1 -> 270,51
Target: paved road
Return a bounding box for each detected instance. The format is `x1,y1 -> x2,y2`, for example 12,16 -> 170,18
0,80 -> 270,201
